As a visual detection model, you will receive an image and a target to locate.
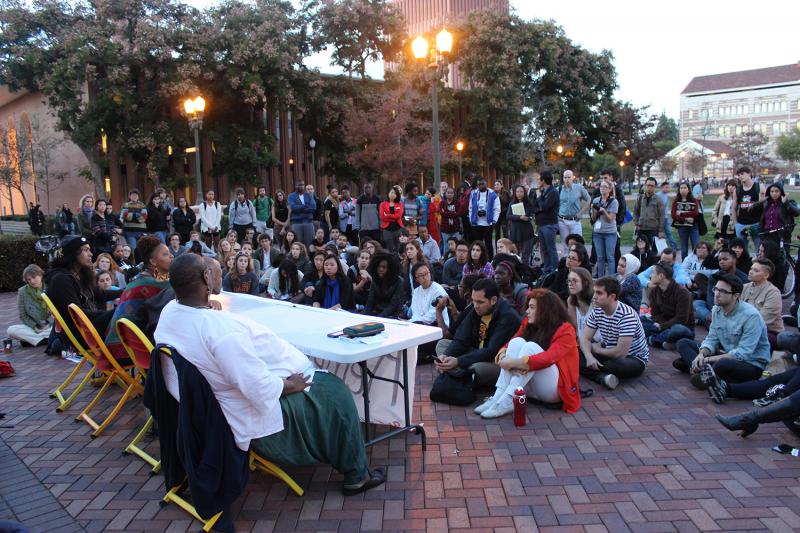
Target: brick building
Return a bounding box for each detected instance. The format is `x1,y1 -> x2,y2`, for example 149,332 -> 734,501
680,62 -> 800,167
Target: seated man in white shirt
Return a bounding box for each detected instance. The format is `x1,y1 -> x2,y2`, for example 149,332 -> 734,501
155,254 -> 386,495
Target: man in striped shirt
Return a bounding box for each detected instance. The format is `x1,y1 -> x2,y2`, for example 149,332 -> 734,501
579,277 -> 649,389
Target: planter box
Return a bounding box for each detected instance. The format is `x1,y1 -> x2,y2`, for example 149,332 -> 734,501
0,220 -> 32,235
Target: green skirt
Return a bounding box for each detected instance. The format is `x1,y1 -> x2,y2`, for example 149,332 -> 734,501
251,371 -> 368,485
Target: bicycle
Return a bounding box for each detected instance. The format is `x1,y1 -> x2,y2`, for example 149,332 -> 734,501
34,234 -> 60,264
758,225 -> 797,298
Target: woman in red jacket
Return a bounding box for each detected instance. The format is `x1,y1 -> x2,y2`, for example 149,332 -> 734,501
475,288 -> 580,418
380,185 -> 404,253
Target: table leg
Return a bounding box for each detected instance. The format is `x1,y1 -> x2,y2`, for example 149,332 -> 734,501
358,360 -> 371,443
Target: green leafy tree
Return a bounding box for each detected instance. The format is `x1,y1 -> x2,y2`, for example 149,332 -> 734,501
453,12 -> 617,175
729,130 -> 773,173
777,131 -> 800,168
0,0 -> 197,192
309,0 -> 405,80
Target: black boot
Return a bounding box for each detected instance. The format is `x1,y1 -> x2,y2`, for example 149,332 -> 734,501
716,398 -> 799,438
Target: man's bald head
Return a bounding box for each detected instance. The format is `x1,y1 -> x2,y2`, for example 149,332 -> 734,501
169,253 -> 206,299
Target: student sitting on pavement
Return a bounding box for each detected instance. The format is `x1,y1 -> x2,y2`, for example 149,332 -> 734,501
637,248 -> 690,287
692,247 -> 748,327
675,272 -> 771,389
740,257 -> 783,349
579,276 -> 649,390
640,262 -> 695,350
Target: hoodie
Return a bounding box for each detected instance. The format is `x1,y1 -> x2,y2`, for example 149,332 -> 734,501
619,253 -> 643,311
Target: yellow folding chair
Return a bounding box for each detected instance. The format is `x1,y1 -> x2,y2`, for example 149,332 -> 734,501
156,346 -> 303,531
116,318 -> 160,474
68,304 -> 143,437
41,293 -> 99,412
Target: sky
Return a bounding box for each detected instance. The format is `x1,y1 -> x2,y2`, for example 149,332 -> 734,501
186,0 -> 800,120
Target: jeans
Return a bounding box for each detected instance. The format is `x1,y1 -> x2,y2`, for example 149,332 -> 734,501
693,300 -> 712,324
292,222 -> 315,248
472,224 -> 496,260
153,230 -> 167,243
538,223 -> 559,273
125,231 -> 144,250
735,221 -> 761,255
558,217 -> 583,254
676,225 -> 700,259
640,316 -> 694,347
358,229 -> 381,246
382,229 -> 400,253
728,367 -> 800,400
579,349 -> 645,382
593,232 -> 617,277
675,339 -> 763,383
777,331 -> 800,355
663,219 -> 677,250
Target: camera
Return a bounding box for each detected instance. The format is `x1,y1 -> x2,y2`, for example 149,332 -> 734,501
592,203 -> 601,211
431,295 -> 446,307
477,209 -> 487,217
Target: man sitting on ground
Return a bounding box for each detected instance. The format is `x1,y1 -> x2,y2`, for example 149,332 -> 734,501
741,257 -> 783,349
641,262 -> 695,350
155,254 -> 386,495
692,247 -> 748,327
579,276 -> 649,390
185,230 -> 216,257
433,278 -> 521,392
637,248 -> 690,287
416,225 -> 442,265
442,240 -> 469,288
675,272 -> 770,389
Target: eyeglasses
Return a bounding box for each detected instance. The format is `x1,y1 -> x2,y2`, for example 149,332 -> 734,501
414,271 -> 431,280
567,279 -> 579,285
712,286 -> 734,295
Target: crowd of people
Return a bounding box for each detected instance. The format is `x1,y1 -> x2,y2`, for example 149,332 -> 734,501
8,164 -> 800,505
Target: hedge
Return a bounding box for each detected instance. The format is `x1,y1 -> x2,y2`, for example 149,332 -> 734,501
0,235 -> 48,292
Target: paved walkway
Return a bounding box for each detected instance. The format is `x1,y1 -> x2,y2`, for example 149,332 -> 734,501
1,290 -> 800,532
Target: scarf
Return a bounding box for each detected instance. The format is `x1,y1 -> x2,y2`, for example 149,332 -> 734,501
621,253 -> 640,278
323,277 -> 340,309
25,283 -> 48,318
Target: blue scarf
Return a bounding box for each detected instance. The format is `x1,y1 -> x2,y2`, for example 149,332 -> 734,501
323,277 -> 340,309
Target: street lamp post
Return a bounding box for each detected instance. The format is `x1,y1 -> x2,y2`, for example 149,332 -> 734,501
456,141 -> 464,182
678,152 -> 686,181
711,155 -> 718,185
619,160 -> 625,185
412,29 -> 453,191
183,96 -> 207,205
309,138 -> 316,187
720,152 -> 727,179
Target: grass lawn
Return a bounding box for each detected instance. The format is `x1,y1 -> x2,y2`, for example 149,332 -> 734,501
604,189 -> 800,250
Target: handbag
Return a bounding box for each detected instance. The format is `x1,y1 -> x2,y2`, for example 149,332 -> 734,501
697,214 -> 708,236
429,368 -> 475,406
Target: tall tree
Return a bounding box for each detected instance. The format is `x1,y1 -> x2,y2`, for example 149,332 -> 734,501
309,0 -> 405,80
729,130 -> 773,173
0,0 -> 197,192
777,131 -> 800,168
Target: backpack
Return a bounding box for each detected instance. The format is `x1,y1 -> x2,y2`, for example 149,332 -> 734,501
0,361 -> 15,378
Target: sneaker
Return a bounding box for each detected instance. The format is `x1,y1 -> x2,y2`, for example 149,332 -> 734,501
62,350 -> 83,364
474,395 -> 499,415
480,400 -> 515,419
602,373 -> 619,390
701,364 -> 727,404
661,341 -> 677,351
753,384 -> 786,408
690,373 -> 707,390
672,357 -> 690,373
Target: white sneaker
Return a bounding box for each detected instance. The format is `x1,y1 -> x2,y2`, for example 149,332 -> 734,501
481,399 -> 515,419
473,396 -> 498,415
602,374 -> 619,390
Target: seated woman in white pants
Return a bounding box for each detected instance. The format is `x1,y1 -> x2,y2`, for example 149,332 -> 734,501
475,288 -> 581,418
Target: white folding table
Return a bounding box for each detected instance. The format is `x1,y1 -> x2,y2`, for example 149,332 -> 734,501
213,292 -> 442,450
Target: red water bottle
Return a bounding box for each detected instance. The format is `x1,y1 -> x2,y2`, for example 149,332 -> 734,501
513,387 -> 527,427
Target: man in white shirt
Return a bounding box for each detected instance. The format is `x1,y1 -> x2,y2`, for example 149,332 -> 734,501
199,190 -> 222,251
468,177 -> 501,259
155,254 -> 386,495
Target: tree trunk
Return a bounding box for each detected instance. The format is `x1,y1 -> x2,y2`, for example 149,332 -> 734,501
79,146 -> 104,195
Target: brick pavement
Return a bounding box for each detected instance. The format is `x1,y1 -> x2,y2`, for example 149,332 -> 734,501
1,290 -> 800,533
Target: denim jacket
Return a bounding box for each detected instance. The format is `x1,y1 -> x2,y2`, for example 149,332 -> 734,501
700,301 -> 771,369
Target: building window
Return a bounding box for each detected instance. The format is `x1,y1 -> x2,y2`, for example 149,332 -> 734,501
718,126 -> 724,136
755,103 -> 761,113
736,125 -> 742,135
781,101 -> 788,112
688,128 -> 694,137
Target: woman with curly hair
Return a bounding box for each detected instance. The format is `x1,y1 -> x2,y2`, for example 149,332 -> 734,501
475,289 -> 580,418
104,235 -> 173,358
463,240 -> 494,278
